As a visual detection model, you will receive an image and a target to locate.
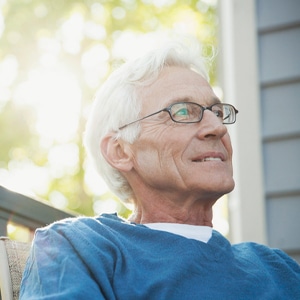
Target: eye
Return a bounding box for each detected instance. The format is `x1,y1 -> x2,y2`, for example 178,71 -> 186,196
171,103 -> 191,120
174,107 -> 189,116
212,106 -> 224,119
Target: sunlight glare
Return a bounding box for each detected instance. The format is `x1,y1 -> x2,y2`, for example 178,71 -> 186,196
173,10 -> 201,36
200,0 -> 218,7
39,53 -> 57,68
7,223 -> 17,235
90,3 -> 105,21
142,0 -> 176,8
0,1 -> 4,38
93,198 -> 119,215
48,143 -> 79,178
0,159 -> 50,197
81,44 -> 110,88
0,55 -> 18,87
34,3 -> 48,18
112,7 -> 126,20
38,37 -> 61,61
0,55 -> 18,108
7,221 -> 31,242
85,21 -> 106,40
84,161 -> 109,196
49,190 -> 68,210
61,12 -> 85,54
13,67 -> 81,144
112,31 -> 169,61
37,32 -> 60,69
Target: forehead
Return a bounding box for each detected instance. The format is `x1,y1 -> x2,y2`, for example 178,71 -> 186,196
137,66 -> 215,113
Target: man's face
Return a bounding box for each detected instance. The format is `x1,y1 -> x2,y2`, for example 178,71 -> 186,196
127,66 -> 235,201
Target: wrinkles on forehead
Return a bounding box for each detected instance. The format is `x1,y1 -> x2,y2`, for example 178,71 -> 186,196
136,66 -> 219,116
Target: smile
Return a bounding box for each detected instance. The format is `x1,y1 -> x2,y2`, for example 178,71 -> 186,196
193,157 -> 222,162
192,153 -> 225,162
201,157 -> 222,162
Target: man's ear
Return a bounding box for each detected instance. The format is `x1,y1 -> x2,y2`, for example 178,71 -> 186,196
100,134 -> 133,172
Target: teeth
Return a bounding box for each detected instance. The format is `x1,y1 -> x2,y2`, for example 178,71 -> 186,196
202,157 -> 222,162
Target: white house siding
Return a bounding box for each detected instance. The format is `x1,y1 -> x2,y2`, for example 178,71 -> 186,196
256,0 -> 300,262
218,0 -> 300,263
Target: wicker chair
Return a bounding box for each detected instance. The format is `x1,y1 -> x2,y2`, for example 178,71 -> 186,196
0,237 -> 31,300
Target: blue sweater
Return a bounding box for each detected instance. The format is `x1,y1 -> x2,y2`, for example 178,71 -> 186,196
20,213 -> 300,299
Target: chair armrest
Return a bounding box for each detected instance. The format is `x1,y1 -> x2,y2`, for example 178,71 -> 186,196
0,237 -> 13,300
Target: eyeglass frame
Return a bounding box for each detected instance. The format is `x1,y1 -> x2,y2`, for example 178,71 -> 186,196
119,101 -> 239,130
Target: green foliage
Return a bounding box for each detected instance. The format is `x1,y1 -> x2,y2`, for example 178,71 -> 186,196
0,0 -> 217,217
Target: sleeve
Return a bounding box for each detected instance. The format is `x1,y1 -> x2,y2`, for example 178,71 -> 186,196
19,224 -> 106,300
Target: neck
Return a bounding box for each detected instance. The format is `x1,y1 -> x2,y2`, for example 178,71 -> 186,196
129,196 -> 216,226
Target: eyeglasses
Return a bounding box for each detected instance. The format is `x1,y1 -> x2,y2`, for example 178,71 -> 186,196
119,102 -> 238,130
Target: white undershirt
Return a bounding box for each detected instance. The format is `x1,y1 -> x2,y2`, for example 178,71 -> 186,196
144,223 -> 212,243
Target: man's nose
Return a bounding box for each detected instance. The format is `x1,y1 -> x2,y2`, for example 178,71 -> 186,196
197,109 -> 228,139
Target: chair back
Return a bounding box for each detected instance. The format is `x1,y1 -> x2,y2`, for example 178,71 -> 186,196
0,237 -> 31,300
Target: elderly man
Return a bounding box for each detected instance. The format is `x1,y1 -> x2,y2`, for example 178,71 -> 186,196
20,40 -> 300,299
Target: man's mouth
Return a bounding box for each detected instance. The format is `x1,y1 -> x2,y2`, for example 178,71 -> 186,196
193,157 -> 222,162
201,157 -> 222,162
192,153 -> 225,162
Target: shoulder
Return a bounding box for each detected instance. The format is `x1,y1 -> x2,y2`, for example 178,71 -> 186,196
34,213 -> 127,245
38,212 -> 123,230
211,231 -> 300,277
233,241 -> 300,275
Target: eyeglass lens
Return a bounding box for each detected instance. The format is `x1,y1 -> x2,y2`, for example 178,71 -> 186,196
169,103 -> 236,124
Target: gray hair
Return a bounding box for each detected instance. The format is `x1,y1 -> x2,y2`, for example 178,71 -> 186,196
84,39 -> 210,203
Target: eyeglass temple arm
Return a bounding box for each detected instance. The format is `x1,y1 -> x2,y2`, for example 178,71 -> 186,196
118,109 -> 166,130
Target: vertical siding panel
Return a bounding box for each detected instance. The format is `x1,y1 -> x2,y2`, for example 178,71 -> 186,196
259,28 -> 300,83
261,83 -> 300,137
256,0 -> 300,29
256,0 -> 300,262
218,0 -> 300,262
